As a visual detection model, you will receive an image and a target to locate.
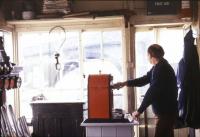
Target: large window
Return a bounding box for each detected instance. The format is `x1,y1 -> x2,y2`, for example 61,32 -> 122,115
18,29 -> 124,120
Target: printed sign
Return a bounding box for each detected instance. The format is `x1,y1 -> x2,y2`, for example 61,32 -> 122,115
147,0 -> 180,15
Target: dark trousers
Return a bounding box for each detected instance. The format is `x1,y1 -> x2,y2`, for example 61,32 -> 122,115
154,115 -> 175,137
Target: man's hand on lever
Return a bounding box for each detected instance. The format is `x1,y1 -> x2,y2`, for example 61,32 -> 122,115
132,111 -> 141,121
111,81 -> 127,90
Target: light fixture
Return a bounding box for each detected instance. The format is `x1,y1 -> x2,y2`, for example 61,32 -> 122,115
49,26 -> 66,70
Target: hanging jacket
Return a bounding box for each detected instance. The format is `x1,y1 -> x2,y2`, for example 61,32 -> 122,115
177,29 -> 200,128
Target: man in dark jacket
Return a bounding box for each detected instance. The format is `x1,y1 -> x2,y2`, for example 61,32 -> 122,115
112,44 -> 178,137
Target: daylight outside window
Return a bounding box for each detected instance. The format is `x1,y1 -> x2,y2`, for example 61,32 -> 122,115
18,30 -> 124,121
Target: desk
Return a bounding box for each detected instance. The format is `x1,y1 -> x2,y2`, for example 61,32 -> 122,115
31,102 -> 84,137
81,121 -> 137,137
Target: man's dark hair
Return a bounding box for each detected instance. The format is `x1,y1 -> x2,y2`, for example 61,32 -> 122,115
148,44 -> 165,59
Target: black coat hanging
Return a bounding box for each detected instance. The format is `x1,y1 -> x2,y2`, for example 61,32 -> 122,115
177,28 -> 200,128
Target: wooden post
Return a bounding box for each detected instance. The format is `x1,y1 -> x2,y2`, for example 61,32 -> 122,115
144,110 -> 148,137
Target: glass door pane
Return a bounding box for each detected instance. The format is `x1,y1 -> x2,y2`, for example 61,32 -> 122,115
135,30 -> 154,109
159,28 -> 184,72
135,27 -> 184,137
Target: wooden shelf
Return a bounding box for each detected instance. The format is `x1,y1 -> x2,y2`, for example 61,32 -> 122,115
7,16 -> 124,25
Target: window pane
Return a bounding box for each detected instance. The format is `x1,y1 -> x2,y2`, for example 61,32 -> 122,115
159,28 -> 184,73
3,31 -> 13,62
103,31 -> 123,109
18,32 -> 50,121
103,31 -> 122,60
55,31 -> 81,90
82,31 -> 101,60
135,30 -> 154,108
18,31 -> 81,121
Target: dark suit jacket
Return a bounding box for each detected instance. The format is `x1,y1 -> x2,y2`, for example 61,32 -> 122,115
127,58 -> 178,116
